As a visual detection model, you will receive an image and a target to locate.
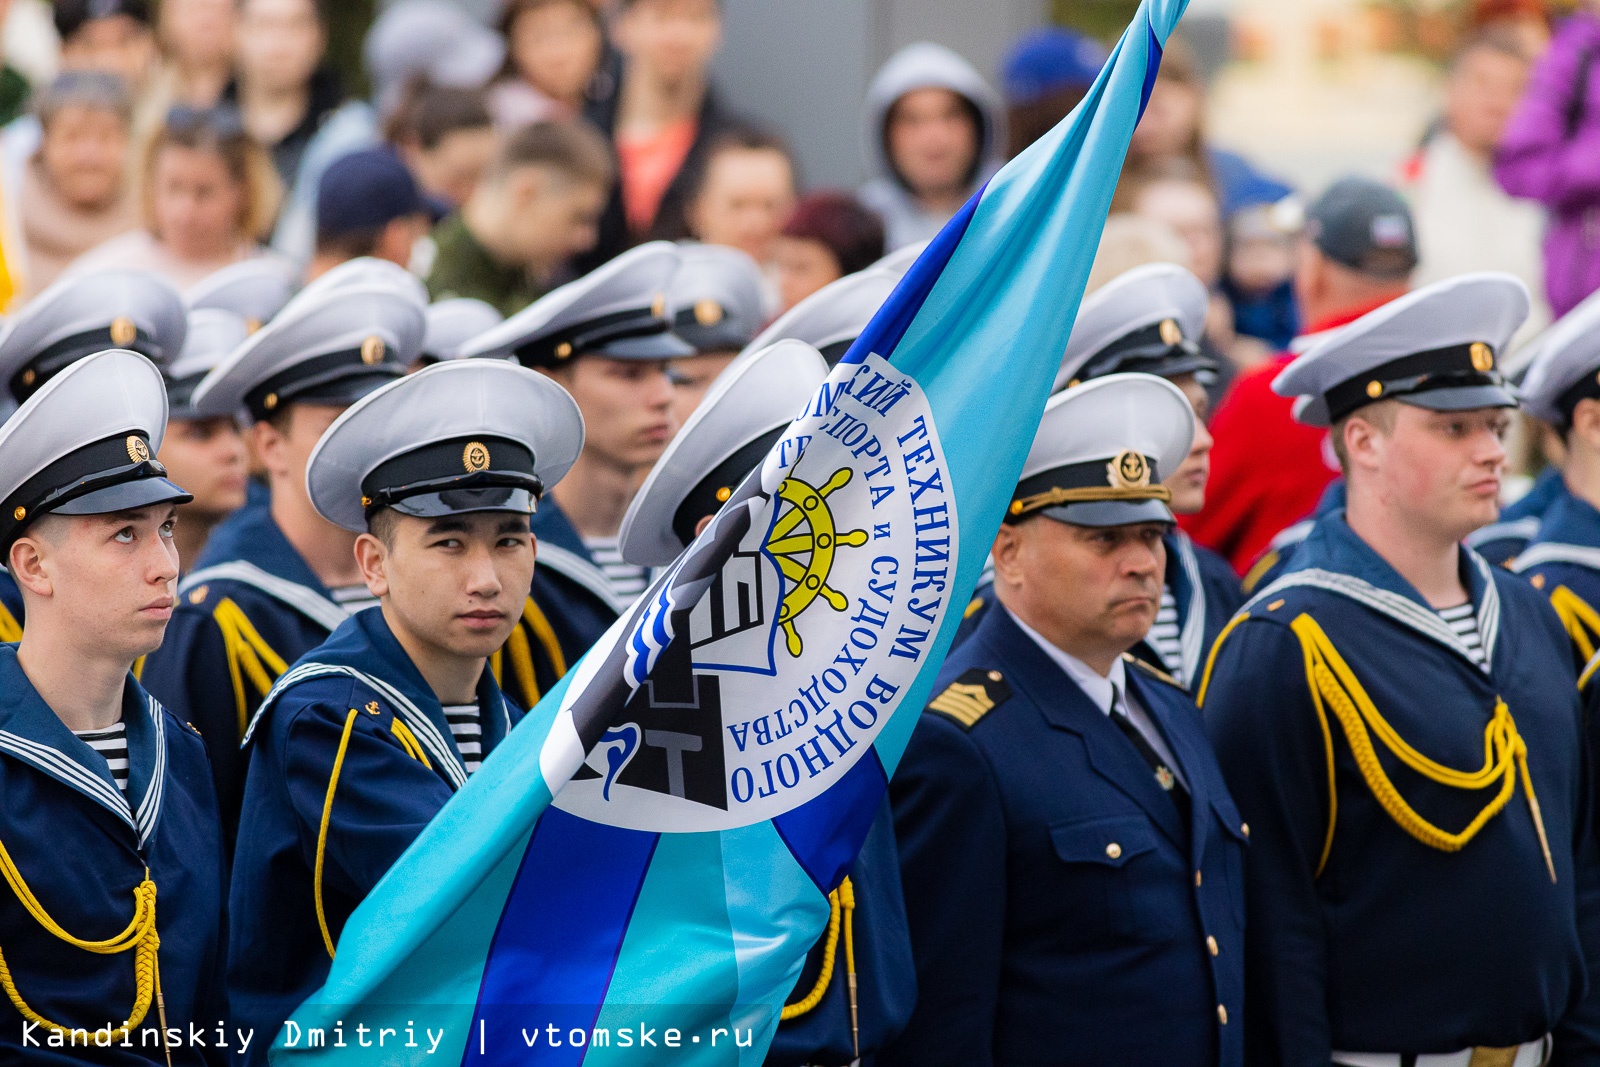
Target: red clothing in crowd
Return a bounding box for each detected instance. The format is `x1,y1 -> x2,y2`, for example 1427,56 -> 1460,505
1179,302 -> 1390,573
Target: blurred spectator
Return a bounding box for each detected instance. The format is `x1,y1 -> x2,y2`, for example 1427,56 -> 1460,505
227,0 -> 342,188
307,147 -> 431,280
1403,32 -> 1548,341
153,0 -> 234,110
7,73 -> 139,300
1496,3 -> 1600,318
1182,176 -> 1415,572
682,127 -> 795,273
54,0 -> 159,93
384,83 -> 498,210
0,0 -> 26,128
1126,37 -> 1290,219
69,105 -> 285,288
490,0 -> 606,127
586,0 -> 733,261
364,0 -> 505,121
1084,211 -> 1193,293
1001,26 -> 1106,159
1221,202 -> 1300,351
426,119 -> 613,315
1472,0 -> 1552,59
773,190 -> 885,314
859,42 -> 1003,252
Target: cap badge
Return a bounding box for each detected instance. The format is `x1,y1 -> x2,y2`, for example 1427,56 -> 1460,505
360,336 -> 387,365
10,507 -> 22,521
1158,319 -> 1183,346
125,436 -> 150,463
110,317 -> 137,347
1470,342 -> 1495,373
1107,450 -> 1151,490
555,341 -> 573,360
244,318 -> 262,335
463,441 -> 491,473
1367,380 -> 1384,399
694,300 -> 725,326
651,293 -> 667,318
263,392 -> 278,411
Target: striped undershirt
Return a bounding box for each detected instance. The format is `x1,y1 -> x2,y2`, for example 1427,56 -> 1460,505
75,721 -> 129,797
584,536 -> 650,601
1147,585 -> 1183,676
443,704 -> 484,773
329,584 -> 380,615
1436,603 -> 1485,666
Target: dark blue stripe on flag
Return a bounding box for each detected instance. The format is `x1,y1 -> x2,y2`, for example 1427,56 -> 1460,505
1138,20 -> 1164,121
463,808 -> 658,1065
772,751 -> 887,893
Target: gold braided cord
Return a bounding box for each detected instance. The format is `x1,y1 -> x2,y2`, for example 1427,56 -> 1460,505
213,598 -> 289,736
1581,649 -> 1600,693
780,876 -> 856,1021
1549,585 -> 1600,664
1194,612 -> 1249,708
315,709 -> 361,959
0,840 -> 161,1042
1240,551 -> 1279,596
1009,484 -> 1171,518
0,600 -> 22,643
1289,613 -> 1556,883
521,599 -> 566,679
839,876 -> 859,1058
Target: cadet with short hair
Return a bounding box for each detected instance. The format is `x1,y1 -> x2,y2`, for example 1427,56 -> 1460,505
0,349 -> 226,1065
1203,273 -> 1600,1063
885,374 -> 1247,1067
228,358 -> 581,1061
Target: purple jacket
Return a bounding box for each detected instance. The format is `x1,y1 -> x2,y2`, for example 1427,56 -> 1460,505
1496,12 -> 1600,316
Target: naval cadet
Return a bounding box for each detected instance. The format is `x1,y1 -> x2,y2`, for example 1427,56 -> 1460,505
663,242 -> 766,420
139,274 -> 426,845
184,256 -> 297,331
883,373 -> 1247,1067
0,349 -> 227,1065
1508,291 -> 1600,667
457,241 -> 694,682
0,268 -> 188,639
617,339 -> 915,1066
229,358 -> 581,1063
1202,272 -> 1600,1064
414,297 -> 504,367
742,262 -> 905,368
957,263 -> 1242,689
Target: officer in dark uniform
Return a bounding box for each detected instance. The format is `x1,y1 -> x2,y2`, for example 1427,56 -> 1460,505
1203,273 -> 1600,1064
458,241 -> 695,675
0,268 -> 188,639
139,267 -> 427,844
618,338 -> 916,1066
229,358 -> 583,1062
0,349 -> 226,1065
884,373 -> 1247,1067
957,263 -> 1242,689
663,241 -> 766,419
1507,293 -> 1600,667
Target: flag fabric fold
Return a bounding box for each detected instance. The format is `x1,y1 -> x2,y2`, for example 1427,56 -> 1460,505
268,2 -> 1190,1061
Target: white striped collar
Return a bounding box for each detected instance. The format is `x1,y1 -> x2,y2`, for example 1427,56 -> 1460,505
536,543 -> 629,615
1511,541 -> 1600,575
178,560 -> 348,632
1172,533 -> 1206,688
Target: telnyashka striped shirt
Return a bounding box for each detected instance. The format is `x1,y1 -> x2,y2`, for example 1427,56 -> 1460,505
584,536 -> 650,601
443,703 -> 484,773
76,721 -> 129,797
1147,585 -> 1183,676
1436,602 -> 1485,666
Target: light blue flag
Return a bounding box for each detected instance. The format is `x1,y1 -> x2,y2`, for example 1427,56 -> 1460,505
271,1 -> 1189,1061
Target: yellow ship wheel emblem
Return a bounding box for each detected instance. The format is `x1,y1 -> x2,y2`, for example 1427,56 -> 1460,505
766,467 -> 870,657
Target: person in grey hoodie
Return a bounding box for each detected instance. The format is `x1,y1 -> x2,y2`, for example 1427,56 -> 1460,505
858,42 -> 1004,251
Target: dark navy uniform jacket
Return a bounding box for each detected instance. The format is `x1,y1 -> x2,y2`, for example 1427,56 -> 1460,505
0,648 -> 227,1065
1240,478 -> 1346,596
141,503 -> 348,848
526,497 -> 623,675
1463,465 -> 1565,570
1513,481 -> 1600,670
1204,513 -> 1600,1064
883,606 -> 1247,1067
228,608 -> 520,1064
767,800 -> 916,1067
955,528 -> 1242,691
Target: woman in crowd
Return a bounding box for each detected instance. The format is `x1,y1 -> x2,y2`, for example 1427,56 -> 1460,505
489,0 -> 606,128
385,82 -> 499,210
772,190 -> 885,313
152,0 -> 235,111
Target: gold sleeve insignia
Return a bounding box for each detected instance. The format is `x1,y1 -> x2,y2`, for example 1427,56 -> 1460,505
926,668 -> 1011,729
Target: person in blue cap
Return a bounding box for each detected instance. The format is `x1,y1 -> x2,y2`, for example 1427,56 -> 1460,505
884,374 -> 1246,1067
1203,272 -> 1600,1064
0,349 -> 229,1066
458,241 -> 694,686
305,147 -> 435,282
618,338 -> 916,1067
1001,25 -> 1106,158
139,269 -> 426,846
228,358 -> 581,1062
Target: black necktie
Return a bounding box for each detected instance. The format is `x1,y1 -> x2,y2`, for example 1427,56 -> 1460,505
1110,689 -> 1191,830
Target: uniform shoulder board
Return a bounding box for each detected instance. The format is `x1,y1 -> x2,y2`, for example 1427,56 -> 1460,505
1122,652 -> 1182,689
184,721 -> 203,737
926,668 -> 1011,729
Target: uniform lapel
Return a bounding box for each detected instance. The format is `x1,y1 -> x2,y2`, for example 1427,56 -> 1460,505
1127,667 -> 1210,859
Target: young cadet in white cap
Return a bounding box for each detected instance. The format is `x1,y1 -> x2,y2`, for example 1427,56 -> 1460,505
617,340 -> 916,1066
458,241 -> 693,688
884,374 -> 1246,1067
228,359 -> 581,1062
741,263 -> 904,368
139,280 -> 425,846
184,257 -> 298,330
663,242 -> 767,421
1509,288 -> 1600,668
957,263 -> 1241,689
1203,273 -> 1600,1063
0,349 -> 227,1064
414,297 -> 503,367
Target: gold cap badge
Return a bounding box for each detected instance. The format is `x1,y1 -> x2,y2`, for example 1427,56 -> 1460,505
110,317 -> 137,347
360,335 -> 387,365
11,507 -> 23,521
1159,319 -> 1183,346
555,341 -> 573,360
263,392 -> 278,411
126,435 -> 150,463
1107,449 -> 1151,490
463,441 -> 491,473
1469,341 -> 1495,373
244,318 -> 262,335
694,300 -> 724,326
1366,380 -> 1384,399
651,293 -> 667,318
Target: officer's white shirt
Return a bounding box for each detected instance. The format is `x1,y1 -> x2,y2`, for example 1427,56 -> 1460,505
1006,606 -> 1188,790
